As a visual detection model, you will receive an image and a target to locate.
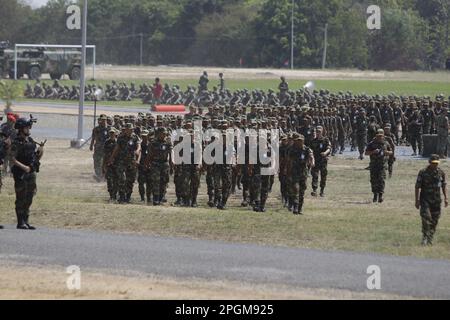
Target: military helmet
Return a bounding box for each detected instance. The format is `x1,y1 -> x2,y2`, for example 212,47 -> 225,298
14,118 -> 33,130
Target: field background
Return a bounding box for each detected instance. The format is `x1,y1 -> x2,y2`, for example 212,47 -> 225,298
12,66 -> 450,108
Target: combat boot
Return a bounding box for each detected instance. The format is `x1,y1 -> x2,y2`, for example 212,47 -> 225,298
421,237 -> 428,246
153,195 -> 161,206
118,193 -> 126,204
373,193 -> 378,203
260,197 -> 267,213
16,211 -> 28,230
140,193 -> 145,202
253,201 -> 261,212
311,190 -> 318,197
174,197 -> 182,206
292,204 -> 299,215
24,213 -> 36,230
288,198 -> 294,212
320,188 -> 325,197
298,202 -> 304,215
191,198 -> 198,208
207,195 -> 215,208
378,193 -> 384,203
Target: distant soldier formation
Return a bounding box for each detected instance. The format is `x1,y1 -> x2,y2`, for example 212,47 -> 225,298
1,73 -> 448,244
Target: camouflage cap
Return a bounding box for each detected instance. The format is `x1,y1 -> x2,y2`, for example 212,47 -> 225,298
292,133 -> 305,141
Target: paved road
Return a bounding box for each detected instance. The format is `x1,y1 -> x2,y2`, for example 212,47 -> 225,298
1,227 -> 449,298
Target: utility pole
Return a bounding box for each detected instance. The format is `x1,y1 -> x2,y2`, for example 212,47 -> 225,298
139,33 -> 143,65
290,0 -> 295,70
322,23 -> 328,70
76,0 -> 87,147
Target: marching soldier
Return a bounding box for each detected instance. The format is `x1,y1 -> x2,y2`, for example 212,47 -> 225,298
365,129 -> 393,203
415,155 -> 448,246
108,123 -> 141,204
146,128 -> 173,206
103,128 -> 119,202
309,126 -> 331,197
286,133 -> 314,215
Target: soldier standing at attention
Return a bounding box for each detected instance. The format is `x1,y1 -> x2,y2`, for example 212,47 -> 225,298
11,118 -> 44,230
103,128 -> 119,202
146,128 -> 173,206
310,126 -> 331,197
108,123 -> 141,204
286,133 -> 314,215
90,115 -> 109,181
415,155 -> 448,246
365,129 -> 393,203
214,132 -> 235,210
137,130 -> 150,203
278,76 -> 289,95
408,106 -> 424,156
436,106 -> 449,159
199,71 -> 209,92
219,73 -> 225,93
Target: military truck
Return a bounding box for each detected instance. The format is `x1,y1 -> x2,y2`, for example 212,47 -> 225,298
0,42 -> 81,80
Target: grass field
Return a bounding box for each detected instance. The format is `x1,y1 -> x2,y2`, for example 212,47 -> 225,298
12,77 -> 450,108
1,139 -> 449,261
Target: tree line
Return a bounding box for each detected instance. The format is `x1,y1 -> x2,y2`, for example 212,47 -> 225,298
1,0 -> 449,70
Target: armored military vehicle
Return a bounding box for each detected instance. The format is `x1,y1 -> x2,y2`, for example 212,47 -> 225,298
0,42 -> 81,80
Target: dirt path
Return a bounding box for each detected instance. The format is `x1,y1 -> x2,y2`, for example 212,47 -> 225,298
0,262 -> 411,300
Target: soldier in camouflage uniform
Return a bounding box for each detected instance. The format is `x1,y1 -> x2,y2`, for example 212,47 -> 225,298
383,125 -> 396,178
90,115 -> 109,181
146,128 -> 173,205
435,106 -> 449,159
356,109 -> 368,160
108,123 -> 141,204
365,129 -> 393,203
179,132 -> 202,207
415,155 -> 448,246
213,133 -> 234,210
10,118 -> 44,230
278,135 -> 290,207
251,136 -> 272,212
408,106 -> 424,156
309,126 -> 331,197
103,128 -> 119,202
137,130 -> 151,202
286,133 -> 314,215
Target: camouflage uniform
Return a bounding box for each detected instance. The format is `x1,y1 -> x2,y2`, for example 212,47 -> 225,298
91,123 -> 109,179
355,113 -> 368,159
436,111 -> 449,158
287,142 -> 313,214
365,138 -> 392,201
309,136 -> 331,196
138,138 -> 151,202
115,132 -> 140,203
213,143 -> 234,209
10,135 -> 40,228
278,139 -> 289,206
103,134 -> 118,201
416,165 -> 446,245
148,133 -> 172,205
180,141 -> 202,207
